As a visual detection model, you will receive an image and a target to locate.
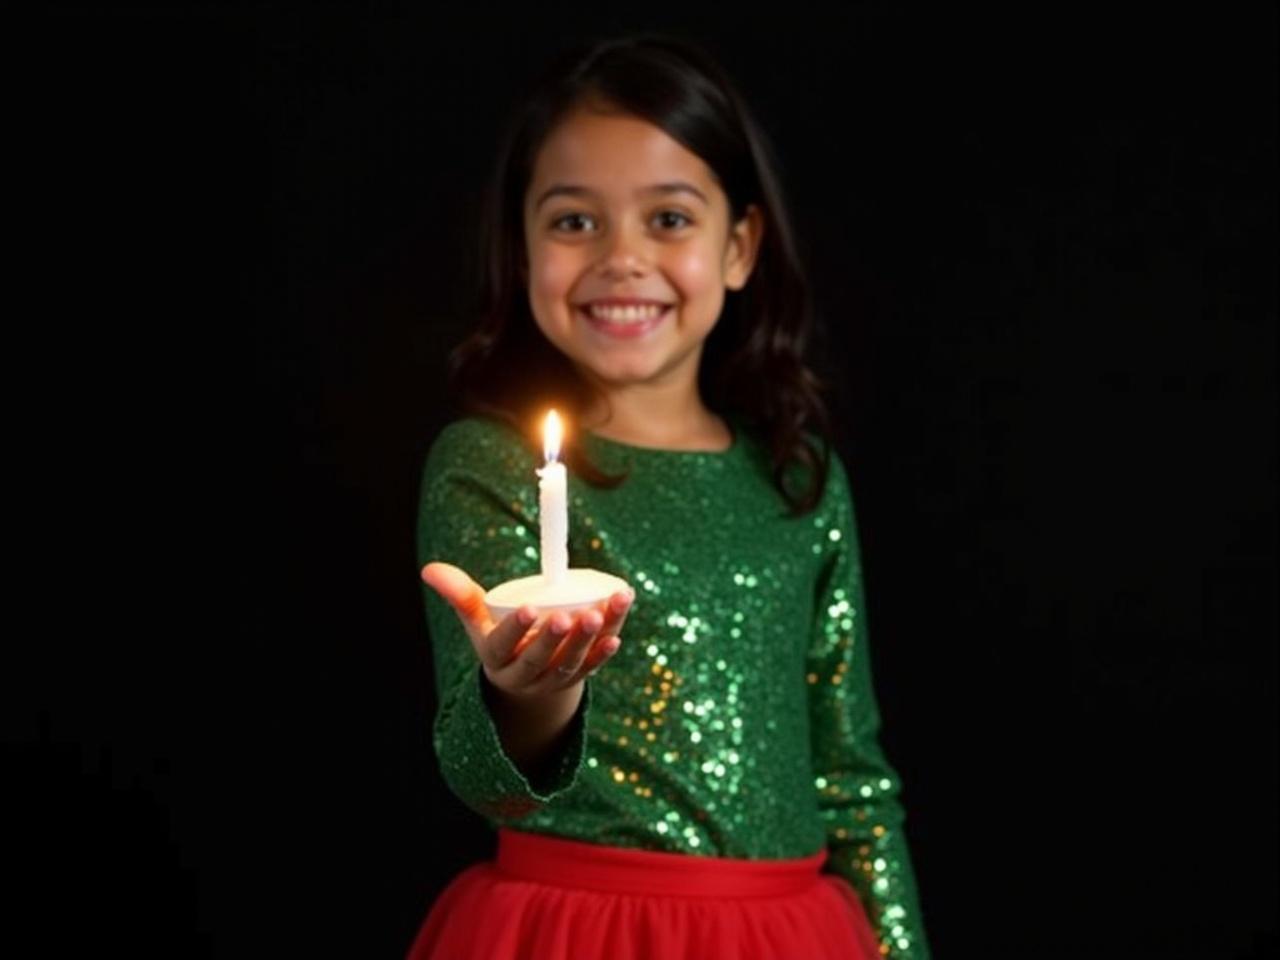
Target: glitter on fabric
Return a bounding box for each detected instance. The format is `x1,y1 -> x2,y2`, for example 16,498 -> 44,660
417,417 -> 930,958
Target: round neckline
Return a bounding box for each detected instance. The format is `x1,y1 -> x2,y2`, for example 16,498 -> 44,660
584,419 -> 740,457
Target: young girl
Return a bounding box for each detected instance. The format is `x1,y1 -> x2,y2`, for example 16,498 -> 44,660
409,34 -> 930,960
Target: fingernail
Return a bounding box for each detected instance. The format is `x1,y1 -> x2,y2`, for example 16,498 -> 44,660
549,615 -> 569,635
603,637 -> 621,654
516,607 -> 536,628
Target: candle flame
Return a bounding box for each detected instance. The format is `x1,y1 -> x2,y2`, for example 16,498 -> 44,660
543,409 -> 563,462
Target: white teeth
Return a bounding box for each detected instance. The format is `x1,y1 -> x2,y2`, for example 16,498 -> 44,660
587,304 -> 665,323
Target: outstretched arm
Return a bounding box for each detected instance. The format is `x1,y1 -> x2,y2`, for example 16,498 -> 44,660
417,421 -> 601,819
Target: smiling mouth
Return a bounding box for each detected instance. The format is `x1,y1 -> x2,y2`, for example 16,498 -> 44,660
581,304 -> 670,323
577,303 -> 672,339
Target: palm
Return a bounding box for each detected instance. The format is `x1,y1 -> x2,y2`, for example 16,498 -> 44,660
420,561 -> 633,694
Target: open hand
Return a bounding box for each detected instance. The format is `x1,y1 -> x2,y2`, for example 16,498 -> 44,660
421,562 -> 633,700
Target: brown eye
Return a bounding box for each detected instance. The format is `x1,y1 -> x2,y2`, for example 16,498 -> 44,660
552,213 -> 594,232
654,211 -> 692,230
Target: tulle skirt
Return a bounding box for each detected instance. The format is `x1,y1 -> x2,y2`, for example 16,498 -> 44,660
406,827 -> 882,960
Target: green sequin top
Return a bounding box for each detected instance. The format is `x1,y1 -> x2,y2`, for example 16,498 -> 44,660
417,416 -> 930,959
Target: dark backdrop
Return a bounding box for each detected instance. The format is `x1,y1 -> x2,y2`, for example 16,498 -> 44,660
23,6 -> 1276,959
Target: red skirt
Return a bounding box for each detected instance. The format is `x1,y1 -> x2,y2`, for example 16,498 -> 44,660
406,827 -> 882,960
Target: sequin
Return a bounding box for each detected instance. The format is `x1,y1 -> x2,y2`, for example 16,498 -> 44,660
418,417 -> 931,958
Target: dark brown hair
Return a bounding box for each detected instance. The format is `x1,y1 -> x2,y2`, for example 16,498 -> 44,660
450,34 -> 833,513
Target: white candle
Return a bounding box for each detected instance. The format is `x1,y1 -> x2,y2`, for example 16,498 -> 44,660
538,410 -> 568,583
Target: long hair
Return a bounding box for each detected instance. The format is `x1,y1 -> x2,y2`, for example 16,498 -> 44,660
450,34 -> 832,513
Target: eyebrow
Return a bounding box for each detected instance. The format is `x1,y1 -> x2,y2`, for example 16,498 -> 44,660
533,181 -> 710,210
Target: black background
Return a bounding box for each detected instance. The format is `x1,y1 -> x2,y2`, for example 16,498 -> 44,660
21,5 -> 1276,958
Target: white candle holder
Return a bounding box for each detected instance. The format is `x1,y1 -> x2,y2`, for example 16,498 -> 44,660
484,568 -> 631,621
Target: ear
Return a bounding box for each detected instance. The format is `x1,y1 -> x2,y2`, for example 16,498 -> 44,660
723,204 -> 765,292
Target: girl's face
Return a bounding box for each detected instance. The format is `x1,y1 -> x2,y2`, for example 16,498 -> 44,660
522,104 -> 763,396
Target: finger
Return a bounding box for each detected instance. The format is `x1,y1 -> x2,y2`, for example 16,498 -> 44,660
523,606 -> 603,687
499,610 -> 573,681
568,591 -> 632,681
581,634 -> 623,677
596,588 -> 635,640
481,606 -> 539,673
544,610 -> 603,682
422,562 -> 493,645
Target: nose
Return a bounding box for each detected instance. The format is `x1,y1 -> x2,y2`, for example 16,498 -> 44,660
596,223 -> 649,279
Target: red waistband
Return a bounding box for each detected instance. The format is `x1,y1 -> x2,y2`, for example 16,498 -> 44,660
495,828 -> 828,898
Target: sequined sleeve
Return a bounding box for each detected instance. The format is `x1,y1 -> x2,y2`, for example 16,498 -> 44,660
416,420 -> 593,822
808,455 -> 931,959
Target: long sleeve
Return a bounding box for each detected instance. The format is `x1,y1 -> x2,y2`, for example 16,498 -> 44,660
416,420 -> 592,822
807,455 -> 931,959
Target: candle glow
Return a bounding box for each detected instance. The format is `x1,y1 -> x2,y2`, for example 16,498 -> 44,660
544,409 -> 563,462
